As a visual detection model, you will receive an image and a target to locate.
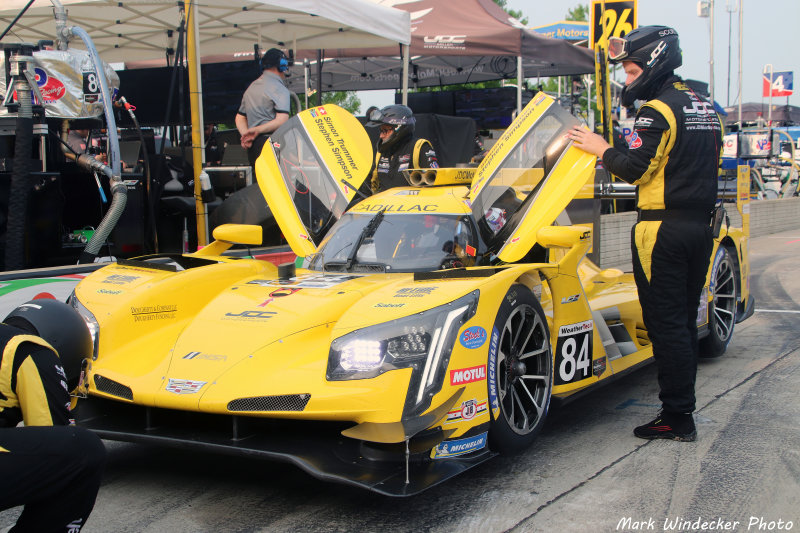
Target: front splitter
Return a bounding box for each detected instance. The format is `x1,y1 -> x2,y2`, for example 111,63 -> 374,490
75,395 -> 496,497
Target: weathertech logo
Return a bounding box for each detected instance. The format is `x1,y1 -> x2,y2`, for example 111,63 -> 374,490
450,365 -> 486,385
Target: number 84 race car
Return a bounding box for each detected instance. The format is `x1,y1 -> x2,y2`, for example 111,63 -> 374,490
38,95 -> 752,496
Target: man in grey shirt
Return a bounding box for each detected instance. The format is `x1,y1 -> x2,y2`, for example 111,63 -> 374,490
236,48 -> 292,166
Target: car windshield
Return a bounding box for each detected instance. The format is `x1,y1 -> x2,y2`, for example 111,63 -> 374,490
307,213 -> 478,272
470,104 -> 576,243
271,126 -> 349,244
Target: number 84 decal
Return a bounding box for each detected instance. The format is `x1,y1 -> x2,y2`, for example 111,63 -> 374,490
554,320 -> 593,385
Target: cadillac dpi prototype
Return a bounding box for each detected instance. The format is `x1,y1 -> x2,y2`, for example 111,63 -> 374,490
58,96 -> 753,495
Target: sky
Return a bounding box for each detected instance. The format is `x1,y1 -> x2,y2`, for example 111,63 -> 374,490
361,0 -> 799,113
506,0 -> 799,108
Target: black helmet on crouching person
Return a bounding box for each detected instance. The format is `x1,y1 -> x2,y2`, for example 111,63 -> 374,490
608,25 -> 682,107
365,104 -> 416,151
4,299 -> 92,391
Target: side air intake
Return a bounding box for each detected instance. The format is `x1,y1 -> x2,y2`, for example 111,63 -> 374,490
94,374 -> 134,401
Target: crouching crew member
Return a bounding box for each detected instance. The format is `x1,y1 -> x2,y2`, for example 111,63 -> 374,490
0,300 -> 106,532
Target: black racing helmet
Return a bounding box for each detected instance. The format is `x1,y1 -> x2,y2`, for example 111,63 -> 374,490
608,25 -> 682,106
4,299 -> 92,390
365,104 -> 416,150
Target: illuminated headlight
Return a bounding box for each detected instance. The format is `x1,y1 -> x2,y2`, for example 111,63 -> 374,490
67,291 -> 100,360
327,291 -> 479,415
340,340 -> 383,371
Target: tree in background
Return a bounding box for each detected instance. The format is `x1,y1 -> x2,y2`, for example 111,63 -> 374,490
492,0 -> 529,25
567,4 -> 590,24
533,4 -> 599,124
321,91 -> 361,114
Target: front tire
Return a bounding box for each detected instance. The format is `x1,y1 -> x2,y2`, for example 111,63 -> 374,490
700,246 -> 737,358
488,284 -> 552,454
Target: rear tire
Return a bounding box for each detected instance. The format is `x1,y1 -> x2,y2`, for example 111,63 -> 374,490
487,284 -> 552,454
700,246 -> 737,358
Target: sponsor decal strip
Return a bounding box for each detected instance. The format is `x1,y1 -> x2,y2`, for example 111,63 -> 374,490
432,432 -> 488,459
450,365 -> 486,385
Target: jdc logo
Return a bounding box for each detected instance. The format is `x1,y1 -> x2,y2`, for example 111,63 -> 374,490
224,310 -> 276,319
424,35 -> 466,44
647,41 -> 667,66
683,101 -> 715,116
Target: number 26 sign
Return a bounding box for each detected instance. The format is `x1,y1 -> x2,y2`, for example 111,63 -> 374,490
591,0 -> 638,49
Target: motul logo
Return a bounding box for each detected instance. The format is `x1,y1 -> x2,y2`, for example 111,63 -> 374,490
424,35 -> 466,44
450,365 -> 486,385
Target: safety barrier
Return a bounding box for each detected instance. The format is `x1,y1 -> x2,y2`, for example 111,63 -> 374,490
597,197 -> 800,269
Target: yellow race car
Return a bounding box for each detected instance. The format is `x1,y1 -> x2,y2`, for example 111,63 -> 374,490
53,95 -> 752,496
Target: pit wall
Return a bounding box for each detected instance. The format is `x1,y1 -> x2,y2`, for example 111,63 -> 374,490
597,197 -> 800,269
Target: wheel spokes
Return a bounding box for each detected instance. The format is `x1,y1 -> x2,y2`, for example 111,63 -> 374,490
496,303 -> 551,435
518,378 -> 545,421
510,387 -> 529,430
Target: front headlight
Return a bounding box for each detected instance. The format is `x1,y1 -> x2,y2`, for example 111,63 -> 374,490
68,291 -> 100,360
327,291 -> 479,415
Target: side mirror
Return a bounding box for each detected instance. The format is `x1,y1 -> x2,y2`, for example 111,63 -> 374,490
212,224 -> 263,245
536,225 -> 592,249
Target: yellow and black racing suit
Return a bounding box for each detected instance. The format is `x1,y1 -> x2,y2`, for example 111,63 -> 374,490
601,76 -> 723,415
0,324 -> 105,532
369,136 -> 439,193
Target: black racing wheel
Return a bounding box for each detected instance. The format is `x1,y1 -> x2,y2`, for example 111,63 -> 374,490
487,284 -> 553,454
700,246 -> 738,358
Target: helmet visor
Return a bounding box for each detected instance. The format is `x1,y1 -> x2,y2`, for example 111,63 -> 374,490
608,36 -> 629,62
365,107 -> 384,127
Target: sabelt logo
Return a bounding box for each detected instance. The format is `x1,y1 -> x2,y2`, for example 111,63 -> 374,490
450,365 -> 486,385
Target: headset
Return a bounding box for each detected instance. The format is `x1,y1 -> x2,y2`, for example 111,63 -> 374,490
278,56 -> 289,73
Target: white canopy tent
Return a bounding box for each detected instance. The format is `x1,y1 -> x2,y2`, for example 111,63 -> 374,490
1,0 -> 410,61
1,0 -> 410,245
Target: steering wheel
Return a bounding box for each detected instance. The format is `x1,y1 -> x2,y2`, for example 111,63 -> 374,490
440,255 -> 464,270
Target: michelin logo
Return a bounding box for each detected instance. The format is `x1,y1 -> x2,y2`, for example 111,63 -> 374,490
488,328 -> 499,412
433,432 -> 488,459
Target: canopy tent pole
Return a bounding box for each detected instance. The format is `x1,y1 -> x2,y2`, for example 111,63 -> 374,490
402,44 -> 409,105
516,55 -> 523,115
304,58 -> 310,109
317,50 -> 323,106
187,0 -> 207,247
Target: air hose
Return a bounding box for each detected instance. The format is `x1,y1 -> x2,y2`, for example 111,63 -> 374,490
5,51 -> 34,271
118,96 -> 158,251
60,24 -> 126,264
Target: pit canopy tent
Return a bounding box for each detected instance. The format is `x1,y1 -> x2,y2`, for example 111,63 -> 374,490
1,0 -> 411,245
1,0 -> 410,62
287,0 -> 594,110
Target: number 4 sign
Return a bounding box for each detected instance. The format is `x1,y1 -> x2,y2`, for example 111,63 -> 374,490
762,71 -> 793,97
